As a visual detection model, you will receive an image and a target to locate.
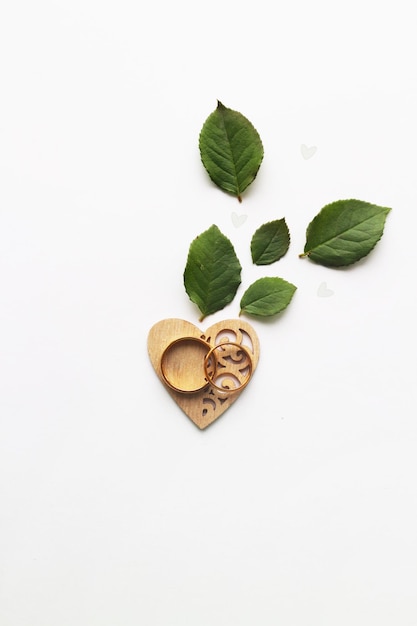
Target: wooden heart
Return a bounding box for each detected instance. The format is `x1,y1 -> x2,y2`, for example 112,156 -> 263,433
147,318 -> 260,429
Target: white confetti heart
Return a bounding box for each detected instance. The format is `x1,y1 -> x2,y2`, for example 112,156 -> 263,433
301,144 -> 317,160
231,212 -> 247,227
317,282 -> 334,297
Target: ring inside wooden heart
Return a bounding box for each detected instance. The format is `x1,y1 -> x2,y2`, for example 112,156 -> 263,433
147,318 -> 260,429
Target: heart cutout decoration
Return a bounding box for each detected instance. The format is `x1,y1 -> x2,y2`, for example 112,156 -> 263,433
147,318 -> 260,429
231,211 -> 248,227
301,144 -> 317,159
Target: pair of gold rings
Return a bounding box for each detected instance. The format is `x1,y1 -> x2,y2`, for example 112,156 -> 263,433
160,336 -> 253,395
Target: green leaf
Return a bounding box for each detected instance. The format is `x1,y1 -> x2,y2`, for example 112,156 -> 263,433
240,277 -> 297,317
184,224 -> 242,321
300,199 -> 391,267
251,219 -> 290,265
199,101 -> 264,202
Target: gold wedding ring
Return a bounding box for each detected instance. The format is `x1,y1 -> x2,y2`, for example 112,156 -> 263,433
160,336 -> 211,394
203,341 -> 253,394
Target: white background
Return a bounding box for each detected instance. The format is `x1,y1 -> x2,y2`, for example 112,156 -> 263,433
1,1 -> 417,624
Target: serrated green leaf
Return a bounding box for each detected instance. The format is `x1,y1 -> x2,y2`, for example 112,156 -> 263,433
300,199 -> 391,267
251,219 -> 290,265
199,101 -> 264,202
184,224 -> 242,321
240,277 -> 297,317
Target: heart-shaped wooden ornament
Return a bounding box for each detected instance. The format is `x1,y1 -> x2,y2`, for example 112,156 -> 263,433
147,318 -> 260,429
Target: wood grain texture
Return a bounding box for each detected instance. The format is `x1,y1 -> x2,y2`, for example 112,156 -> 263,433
147,318 -> 260,429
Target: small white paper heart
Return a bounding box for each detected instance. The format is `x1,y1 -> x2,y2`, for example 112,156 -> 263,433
301,144 -> 317,160
317,282 -> 334,297
231,212 -> 247,227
